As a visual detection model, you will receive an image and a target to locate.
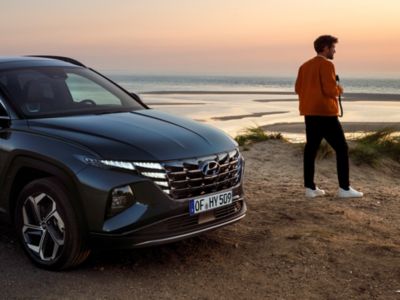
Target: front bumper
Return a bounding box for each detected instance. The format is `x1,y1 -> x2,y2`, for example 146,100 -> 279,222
77,159 -> 246,249
90,197 -> 246,249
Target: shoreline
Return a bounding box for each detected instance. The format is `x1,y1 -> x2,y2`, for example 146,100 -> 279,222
139,91 -> 400,137
141,91 -> 400,101
211,111 -> 289,121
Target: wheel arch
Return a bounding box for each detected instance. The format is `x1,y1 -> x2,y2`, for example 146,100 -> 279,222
4,156 -> 87,229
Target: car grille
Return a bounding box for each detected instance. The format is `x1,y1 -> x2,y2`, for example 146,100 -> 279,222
134,149 -> 243,200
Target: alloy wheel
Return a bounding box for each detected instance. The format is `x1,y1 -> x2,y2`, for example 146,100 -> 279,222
21,193 -> 65,262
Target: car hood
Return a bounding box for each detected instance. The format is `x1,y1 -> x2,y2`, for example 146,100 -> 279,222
27,109 -> 237,161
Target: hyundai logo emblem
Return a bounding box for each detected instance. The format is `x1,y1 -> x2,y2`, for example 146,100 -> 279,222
201,161 -> 220,176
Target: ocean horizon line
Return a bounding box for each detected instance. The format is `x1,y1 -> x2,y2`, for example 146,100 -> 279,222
104,71 -> 400,80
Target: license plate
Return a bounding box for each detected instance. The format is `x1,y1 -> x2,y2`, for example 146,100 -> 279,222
189,190 -> 233,216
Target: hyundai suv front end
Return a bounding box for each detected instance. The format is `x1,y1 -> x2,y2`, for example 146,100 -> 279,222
0,56 -> 246,270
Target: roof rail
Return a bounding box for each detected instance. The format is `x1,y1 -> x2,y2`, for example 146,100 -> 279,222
26,55 -> 86,67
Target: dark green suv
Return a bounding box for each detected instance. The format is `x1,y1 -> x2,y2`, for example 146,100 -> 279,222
0,56 -> 246,270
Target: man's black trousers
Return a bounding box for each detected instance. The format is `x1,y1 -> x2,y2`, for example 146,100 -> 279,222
304,116 -> 350,190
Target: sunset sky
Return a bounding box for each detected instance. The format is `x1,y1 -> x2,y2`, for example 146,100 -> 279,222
1,0 -> 399,76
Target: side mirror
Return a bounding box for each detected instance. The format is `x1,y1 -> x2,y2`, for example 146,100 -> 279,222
0,116 -> 10,129
130,93 -> 149,109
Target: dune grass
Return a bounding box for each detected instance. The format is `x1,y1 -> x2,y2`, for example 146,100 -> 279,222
235,126 -> 284,147
316,141 -> 334,160
303,128 -> 400,165
350,128 -> 400,166
235,126 -> 400,166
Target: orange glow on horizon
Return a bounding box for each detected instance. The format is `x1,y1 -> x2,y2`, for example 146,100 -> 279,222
1,0 -> 399,76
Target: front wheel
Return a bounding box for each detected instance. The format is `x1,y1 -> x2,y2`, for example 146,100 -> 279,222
15,177 -> 90,270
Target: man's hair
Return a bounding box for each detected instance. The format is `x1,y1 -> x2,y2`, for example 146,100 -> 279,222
314,35 -> 338,53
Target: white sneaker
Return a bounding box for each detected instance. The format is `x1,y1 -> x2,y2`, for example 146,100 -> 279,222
305,187 -> 326,198
337,186 -> 363,198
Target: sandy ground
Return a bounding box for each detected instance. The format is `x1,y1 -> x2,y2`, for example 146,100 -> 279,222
1,139 -> 399,299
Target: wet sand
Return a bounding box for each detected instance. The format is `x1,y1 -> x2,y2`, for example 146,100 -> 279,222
145,102 -> 204,106
143,91 -> 400,101
140,91 -> 400,137
144,91 -> 295,95
212,111 -> 289,121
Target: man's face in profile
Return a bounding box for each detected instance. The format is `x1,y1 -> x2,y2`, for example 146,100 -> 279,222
326,44 -> 336,60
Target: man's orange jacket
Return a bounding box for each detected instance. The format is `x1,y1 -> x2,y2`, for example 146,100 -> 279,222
295,56 -> 341,116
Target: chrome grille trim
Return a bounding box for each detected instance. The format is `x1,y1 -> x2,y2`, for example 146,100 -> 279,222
134,149 -> 243,200
167,149 -> 242,199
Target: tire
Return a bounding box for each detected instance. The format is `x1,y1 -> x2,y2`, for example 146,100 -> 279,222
15,177 -> 91,270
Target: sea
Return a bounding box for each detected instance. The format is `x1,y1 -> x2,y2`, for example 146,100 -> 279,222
105,74 -> 400,95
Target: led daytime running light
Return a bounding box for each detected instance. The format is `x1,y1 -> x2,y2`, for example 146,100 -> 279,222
141,172 -> 167,179
100,160 -> 135,170
83,157 -> 165,172
133,162 -> 163,170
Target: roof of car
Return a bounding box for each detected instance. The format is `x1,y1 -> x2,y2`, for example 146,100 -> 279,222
0,56 -> 85,70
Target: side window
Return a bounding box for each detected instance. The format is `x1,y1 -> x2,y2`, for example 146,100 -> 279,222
65,73 -> 121,105
38,82 -> 55,99
17,71 -> 45,91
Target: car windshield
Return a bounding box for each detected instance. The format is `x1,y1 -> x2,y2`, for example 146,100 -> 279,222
0,66 -> 144,118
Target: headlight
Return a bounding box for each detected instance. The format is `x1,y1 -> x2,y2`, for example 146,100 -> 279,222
81,156 -> 170,194
82,157 -> 163,172
133,162 -> 163,170
101,160 -> 136,170
82,157 -> 136,171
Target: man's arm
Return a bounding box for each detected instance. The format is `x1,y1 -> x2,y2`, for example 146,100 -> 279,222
320,61 -> 342,98
295,67 -> 302,95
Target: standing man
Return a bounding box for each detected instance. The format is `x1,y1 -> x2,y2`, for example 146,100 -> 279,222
295,35 -> 363,198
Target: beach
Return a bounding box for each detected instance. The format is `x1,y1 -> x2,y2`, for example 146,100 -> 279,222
4,0 -> 400,297
139,91 -> 400,139
0,88 -> 399,298
1,139 -> 399,299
